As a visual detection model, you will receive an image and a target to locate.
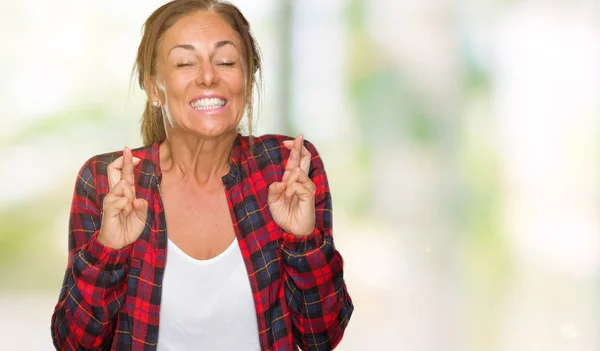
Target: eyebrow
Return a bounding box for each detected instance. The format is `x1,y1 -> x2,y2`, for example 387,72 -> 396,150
168,40 -> 236,55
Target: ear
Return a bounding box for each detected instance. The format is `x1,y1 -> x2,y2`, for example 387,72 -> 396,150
144,76 -> 162,105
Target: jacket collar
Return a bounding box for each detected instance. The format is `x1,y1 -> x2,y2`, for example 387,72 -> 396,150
145,133 -> 245,191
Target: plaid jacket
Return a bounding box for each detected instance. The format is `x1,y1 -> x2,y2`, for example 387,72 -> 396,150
51,134 -> 353,351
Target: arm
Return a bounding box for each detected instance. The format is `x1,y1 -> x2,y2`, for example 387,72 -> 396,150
280,141 -> 354,350
51,158 -> 130,350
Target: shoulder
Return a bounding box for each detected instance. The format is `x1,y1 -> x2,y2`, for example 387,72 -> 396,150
246,133 -> 321,154
76,144 -> 156,181
238,134 -> 325,174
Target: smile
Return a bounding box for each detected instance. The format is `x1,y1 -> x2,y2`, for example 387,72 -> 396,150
190,97 -> 227,111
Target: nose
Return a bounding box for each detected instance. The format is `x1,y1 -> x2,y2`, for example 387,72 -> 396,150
196,61 -> 219,87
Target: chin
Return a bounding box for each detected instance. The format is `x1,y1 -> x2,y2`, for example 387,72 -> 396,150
190,124 -> 238,139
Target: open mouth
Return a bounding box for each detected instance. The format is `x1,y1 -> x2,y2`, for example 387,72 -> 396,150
190,97 -> 227,111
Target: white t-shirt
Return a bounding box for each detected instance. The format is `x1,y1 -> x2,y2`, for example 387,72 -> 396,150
157,237 -> 261,351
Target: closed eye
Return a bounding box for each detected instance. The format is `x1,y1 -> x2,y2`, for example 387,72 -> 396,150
176,62 -> 193,68
218,62 -> 235,67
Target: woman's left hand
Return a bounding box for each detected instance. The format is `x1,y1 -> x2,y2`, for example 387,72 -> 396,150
268,134 -> 316,237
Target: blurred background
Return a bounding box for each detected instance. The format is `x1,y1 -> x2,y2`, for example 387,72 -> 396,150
0,0 -> 598,350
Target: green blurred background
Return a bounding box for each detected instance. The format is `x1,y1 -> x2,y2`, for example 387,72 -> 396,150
0,0 -> 598,350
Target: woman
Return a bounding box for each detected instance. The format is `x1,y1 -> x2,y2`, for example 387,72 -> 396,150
50,0 -> 353,350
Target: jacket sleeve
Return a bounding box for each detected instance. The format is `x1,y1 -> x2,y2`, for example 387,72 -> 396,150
51,157 -> 131,350
281,141 -> 354,351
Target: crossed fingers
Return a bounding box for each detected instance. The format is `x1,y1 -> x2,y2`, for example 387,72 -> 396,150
106,147 -> 139,217
282,134 -> 311,181
280,134 -> 315,198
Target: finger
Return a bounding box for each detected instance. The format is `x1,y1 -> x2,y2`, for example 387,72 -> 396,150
121,147 -> 135,185
109,179 -> 131,197
122,179 -> 136,201
108,168 -> 120,191
105,180 -> 135,217
268,182 -> 287,203
108,156 -> 124,189
283,167 -> 301,185
122,185 -> 135,218
299,145 -> 311,175
122,201 -> 133,218
285,134 -> 303,172
284,166 -> 313,186
283,140 -> 309,157
108,155 -> 140,190
292,167 -> 315,193
284,182 -> 313,202
282,140 -> 293,149
133,198 -> 149,221
269,181 -> 286,197
108,154 -> 141,170
103,196 -> 129,215
283,143 -> 310,181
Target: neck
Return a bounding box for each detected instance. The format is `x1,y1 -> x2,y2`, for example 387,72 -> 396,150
159,131 -> 237,187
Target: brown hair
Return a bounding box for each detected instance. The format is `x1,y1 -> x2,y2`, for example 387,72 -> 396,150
133,0 -> 262,146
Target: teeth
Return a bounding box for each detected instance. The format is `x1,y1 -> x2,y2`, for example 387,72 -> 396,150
191,98 -> 226,110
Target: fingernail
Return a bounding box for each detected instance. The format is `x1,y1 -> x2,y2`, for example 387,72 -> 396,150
133,157 -> 141,163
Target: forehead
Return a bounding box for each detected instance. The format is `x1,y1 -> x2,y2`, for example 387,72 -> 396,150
161,11 -> 241,49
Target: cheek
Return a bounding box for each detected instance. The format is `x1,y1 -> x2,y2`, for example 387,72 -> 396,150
223,68 -> 246,94
233,81 -> 247,110
158,68 -> 188,93
169,75 -> 193,98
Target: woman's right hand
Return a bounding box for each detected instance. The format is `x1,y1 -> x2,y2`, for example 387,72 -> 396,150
98,147 -> 149,250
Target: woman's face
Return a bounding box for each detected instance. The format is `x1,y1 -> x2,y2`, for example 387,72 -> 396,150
152,11 -> 246,139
